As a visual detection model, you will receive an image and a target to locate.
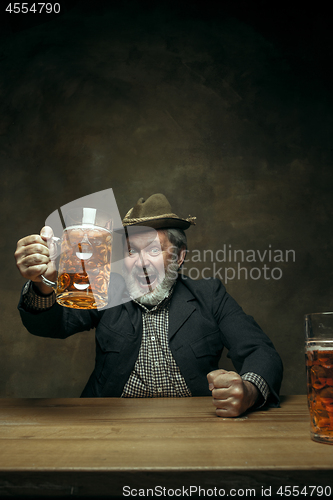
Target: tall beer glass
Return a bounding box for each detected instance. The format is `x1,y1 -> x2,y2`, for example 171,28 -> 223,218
305,312 -> 333,444
41,207 -> 113,310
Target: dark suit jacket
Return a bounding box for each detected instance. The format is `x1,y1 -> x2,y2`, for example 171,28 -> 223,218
18,275 -> 283,405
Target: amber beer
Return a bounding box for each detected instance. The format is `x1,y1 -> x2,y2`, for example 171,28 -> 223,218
56,226 -> 112,309
306,341 -> 333,444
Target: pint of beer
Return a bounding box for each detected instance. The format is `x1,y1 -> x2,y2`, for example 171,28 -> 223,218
305,313 -> 333,445
56,225 -> 112,309
41,207 -> 113,310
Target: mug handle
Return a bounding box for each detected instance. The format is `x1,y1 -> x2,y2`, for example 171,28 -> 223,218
40,274 -> 57,288
40,235 -> 61,289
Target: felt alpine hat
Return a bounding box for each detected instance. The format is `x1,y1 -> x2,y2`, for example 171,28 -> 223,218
122,193 -> 196,230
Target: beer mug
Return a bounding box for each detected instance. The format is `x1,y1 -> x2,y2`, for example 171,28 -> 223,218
41,207 -> 113,310
305,312 -> 333,444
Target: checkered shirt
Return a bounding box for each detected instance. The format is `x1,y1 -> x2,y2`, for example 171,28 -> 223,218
121,287 -> 192,398
242,371 -> 269,407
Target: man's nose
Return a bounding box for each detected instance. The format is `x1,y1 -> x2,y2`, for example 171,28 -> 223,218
137,250 -> 151,268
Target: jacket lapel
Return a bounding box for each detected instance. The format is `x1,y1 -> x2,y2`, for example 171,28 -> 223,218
168,277 -> 196,341
124,299 -> 143,337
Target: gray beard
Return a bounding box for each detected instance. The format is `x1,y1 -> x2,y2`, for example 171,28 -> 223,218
124,260 -> 179,306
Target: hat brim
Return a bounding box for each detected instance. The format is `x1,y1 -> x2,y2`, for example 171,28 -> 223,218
123,217 -> 192,230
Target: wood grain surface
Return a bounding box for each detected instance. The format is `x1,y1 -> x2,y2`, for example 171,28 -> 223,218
0,395 -> 332,497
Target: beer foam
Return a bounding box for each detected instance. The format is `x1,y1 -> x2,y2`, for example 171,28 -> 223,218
65,224 -> 111,233
306,340 -> 333,352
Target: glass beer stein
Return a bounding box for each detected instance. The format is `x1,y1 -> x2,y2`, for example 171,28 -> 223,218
41,207 -> 113,310
305,312 -> 333,444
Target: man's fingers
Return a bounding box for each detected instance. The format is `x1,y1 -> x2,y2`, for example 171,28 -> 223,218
211,384 -> 243,401
16,234 -> 47,250
40,226 -> 54,241
15,229 -> 53,282
17,254 -> 50,282
207,369 -> 228,390
16,243 -> 50,270
212,391 -> 245,417
21,252 -> 50,268
215,405 -> 243,418
207,369 -> 240,390
22,263 -> 50,281
21,242 -> 50,258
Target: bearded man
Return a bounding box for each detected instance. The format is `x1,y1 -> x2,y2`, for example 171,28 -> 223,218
15,194 -> 283,417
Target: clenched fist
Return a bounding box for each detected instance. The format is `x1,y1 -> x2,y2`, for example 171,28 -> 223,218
14,226 -> 56,295
207,369 -> 259,417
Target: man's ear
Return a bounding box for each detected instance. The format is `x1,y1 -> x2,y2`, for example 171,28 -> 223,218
177,246 -> 187,268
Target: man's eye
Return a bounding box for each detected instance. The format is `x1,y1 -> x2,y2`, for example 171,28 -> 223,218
128,248 -> 137,256
149,247 -> 161,255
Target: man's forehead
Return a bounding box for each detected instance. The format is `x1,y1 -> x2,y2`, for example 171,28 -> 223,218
126,228 -> 169,247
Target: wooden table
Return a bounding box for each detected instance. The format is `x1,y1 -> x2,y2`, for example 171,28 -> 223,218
0,395 -> 332,498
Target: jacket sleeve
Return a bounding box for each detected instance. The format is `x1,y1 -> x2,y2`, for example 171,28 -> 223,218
211,278 -> 283,407
18,284 -> 100,339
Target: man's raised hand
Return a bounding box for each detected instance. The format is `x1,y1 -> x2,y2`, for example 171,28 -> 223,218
15,226 -> 56,295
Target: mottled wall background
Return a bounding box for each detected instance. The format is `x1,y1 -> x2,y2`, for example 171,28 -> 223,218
1,0 -> 332,397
